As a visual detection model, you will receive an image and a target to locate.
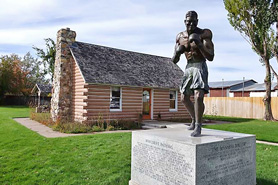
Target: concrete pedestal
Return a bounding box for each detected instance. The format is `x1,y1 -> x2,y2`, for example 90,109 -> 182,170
129,124 -> 256,185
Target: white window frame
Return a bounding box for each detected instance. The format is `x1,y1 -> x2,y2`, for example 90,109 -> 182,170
110,86 -> 122,112
169,90 -> 178,112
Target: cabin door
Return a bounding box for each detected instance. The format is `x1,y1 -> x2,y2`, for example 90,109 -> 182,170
142,89 -> 151,120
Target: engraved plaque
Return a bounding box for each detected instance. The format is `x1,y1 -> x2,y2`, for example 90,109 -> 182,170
129,126 -> 256,185
131,134 -> 195,185
197,137 -> 256,185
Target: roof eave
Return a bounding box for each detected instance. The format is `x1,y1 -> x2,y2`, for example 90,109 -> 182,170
87,82 -> 179,89
69,47 -> 87,84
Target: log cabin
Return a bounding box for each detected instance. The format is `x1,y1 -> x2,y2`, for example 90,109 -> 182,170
51,28 -> 189,123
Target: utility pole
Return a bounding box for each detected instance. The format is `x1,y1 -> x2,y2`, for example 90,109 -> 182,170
242,77 -> 245,97
222,79 -> 224,97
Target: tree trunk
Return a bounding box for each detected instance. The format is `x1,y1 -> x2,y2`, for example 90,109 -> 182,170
270,65 -> 278,84
263,58 -> 275,120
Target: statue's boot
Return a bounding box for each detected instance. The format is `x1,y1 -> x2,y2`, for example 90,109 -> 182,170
187,120 -> 195,130
191,123 -> 202,137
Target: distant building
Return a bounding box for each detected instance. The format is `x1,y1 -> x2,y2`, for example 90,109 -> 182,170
230,83 -> 278,97
207,79 -> 257,97
31,83 -> 52,107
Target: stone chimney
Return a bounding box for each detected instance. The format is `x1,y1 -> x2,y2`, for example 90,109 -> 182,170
51,28 -> 76,122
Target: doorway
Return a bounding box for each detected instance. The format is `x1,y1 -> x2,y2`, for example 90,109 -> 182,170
142,89 -> 152,120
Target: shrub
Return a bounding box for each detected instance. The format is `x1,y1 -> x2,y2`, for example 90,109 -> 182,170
30,109 -> 140,133
157,112 -> 162,120
97,114 -> 105,129
110,119 -> 141,130
92,125 -> 103,132
29,109 -> 54,126
53,122 -> 93,133
106,125 -> 115,131
137,113 -> 143,124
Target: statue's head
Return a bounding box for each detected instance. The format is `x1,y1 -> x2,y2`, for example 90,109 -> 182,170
184,11 -> 198,34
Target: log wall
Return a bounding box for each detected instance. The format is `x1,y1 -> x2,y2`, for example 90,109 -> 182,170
72,61 -> 88,122
85,85 -> 143,121
72,84 -> 190,122
153,88 -> 189,120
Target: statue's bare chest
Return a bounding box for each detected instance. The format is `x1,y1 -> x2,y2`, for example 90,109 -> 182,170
178,32 -> 199,52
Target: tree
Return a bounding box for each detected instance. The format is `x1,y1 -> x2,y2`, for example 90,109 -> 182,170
21,52 -> 47,85
270,40 -> 278,84
270,21 -> 278,87
270,65 -> 278,83
224,0 -> 278,120
276,20 -> 278,88
33,38 -> 56,82
0,54 -> 20,100
0,53 -> 47,102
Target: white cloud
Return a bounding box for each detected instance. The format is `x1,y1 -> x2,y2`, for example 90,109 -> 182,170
0,0 -> 274,83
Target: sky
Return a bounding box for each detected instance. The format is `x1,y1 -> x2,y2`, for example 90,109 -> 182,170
0,0 -> 277,83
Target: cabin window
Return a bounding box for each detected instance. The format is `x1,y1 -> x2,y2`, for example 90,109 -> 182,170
110,87 -> 122,111
169,90 -> 177,111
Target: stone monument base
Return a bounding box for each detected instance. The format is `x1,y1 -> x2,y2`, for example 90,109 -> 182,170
129,124 -> 256,185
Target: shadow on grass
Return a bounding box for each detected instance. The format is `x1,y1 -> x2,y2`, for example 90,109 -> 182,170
257,178 -> 278,185
203,115 -> 256,123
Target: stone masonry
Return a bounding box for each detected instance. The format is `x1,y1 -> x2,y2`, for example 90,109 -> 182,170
51,28 -> 76,122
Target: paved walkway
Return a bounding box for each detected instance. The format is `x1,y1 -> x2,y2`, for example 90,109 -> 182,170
13,118 -> 278,146
14,118 -> 132,138
14,118 -> 86,138
256,140 -> 278,146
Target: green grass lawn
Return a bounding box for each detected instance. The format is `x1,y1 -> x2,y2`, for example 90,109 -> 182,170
0,107 -> 278,184
0,106 -> 131,185
204,115 -> 278,143
257,144 -> 278,185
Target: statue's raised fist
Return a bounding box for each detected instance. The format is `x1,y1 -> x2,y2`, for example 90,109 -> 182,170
176,45 -> 186,55
189,33 -> 201,44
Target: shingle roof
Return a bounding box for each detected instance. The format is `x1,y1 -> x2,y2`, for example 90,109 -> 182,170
70,41 -> 184,89
31,84 -> 52,94
37,84 -> 52,93
231,83 -> 278,92
209,79 -> 257,88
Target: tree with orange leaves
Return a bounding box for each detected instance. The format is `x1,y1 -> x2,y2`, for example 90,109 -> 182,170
0,53 -> 47,102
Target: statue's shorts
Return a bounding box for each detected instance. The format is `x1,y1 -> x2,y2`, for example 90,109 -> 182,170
180,61 -> 209,95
